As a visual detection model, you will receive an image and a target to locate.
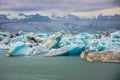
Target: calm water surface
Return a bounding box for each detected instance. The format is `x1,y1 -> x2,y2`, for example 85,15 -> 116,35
0,50 -> 120,80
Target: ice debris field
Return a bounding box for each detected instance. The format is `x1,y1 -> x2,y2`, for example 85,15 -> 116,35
0,31 -> 120,60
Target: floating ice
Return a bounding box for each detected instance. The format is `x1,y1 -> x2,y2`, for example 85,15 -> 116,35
79,33 -> 95,39
28,45 -> 49,56
0,31 -> 119,57
45,44 -> 85,57
6,42 -> 49,56
111,31 -> 120,38
41,31 -> 64,49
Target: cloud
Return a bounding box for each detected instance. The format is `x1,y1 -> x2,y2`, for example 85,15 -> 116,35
114,0 -> 120,6
0,0 -> 119,12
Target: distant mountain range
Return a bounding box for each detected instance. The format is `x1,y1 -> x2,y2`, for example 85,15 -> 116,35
0,8 -> 120,22
1,7 -> 120,19
0,13 -> 120,22
51,14 -> 81,20
19,14 -> 51,22
0,8 -> 120,32
94,14 -> 120,20
0,15 -> 9,21
0,14 -> 51,22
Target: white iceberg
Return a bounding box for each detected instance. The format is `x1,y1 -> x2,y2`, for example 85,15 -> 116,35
111,31 -> 120,38
41,31 -> 64,49
6,42 -> 49,56
45,44 -> 85,57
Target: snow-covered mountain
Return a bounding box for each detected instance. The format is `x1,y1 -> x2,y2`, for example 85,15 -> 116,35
0,7 -> 120,20
0,14 -> 52,22
0,7 -> 120,21
0,14 -> 9,21
51,14 -> 81,20
19,14 -> 51,22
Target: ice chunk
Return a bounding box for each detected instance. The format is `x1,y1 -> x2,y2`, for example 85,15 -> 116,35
111,38 -> 120,52
7,42 -> 26,56
79,33 -> 95,39
0,32 -> 10,41
81,38 -> 88,46
41,31 -> 64,49
60,36 -> 74,47
86,38 -> 112,52
18,31 -> 25,35
111,31 -> 120,38
45,44 -> 85,57
81,51 -> 120,63
36,33 -> 49,40
28,45 -> 49,56
0,42 -> 9,50
0,32 -> 9,37
6,42 -> 49,56
14,36 -> 24,42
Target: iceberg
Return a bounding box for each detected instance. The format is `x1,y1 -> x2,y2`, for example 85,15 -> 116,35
81,51 -> 120,63
41,31 -> 64,49
86,36 -> 116,52
36,33 -> 49,40
13,36 -> 24,42
60,36 -> 74,47
0,32 -> 10,42
18,31 -> 25,35
59,34 -> 88,48
0,42 -> 9,50
6,42 -> 26,56
111,31 -> 120,38
6,42 -> 49,56
45,44 -> 85,57
79,33 -> 95,39
28,45 -> 49,56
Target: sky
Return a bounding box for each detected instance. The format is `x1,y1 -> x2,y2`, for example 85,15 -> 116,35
0,0 -> 120,19
0,0 -> 120,12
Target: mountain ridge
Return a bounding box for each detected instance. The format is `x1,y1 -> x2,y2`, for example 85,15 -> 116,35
0,7 -> 120,19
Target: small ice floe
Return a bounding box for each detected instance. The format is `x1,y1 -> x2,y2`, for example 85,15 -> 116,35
45,44 -> 85,57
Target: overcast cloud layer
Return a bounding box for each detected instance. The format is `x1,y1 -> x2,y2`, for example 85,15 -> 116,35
0,0 -> 120,12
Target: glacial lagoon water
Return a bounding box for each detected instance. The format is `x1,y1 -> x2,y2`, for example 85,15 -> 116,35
0,50 -> 120,80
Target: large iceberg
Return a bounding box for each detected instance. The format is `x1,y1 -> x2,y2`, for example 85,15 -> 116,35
41,31 -> 64,49
6,42 -> 49,56
5,31 -> 64,56
45,44 -> 85,57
